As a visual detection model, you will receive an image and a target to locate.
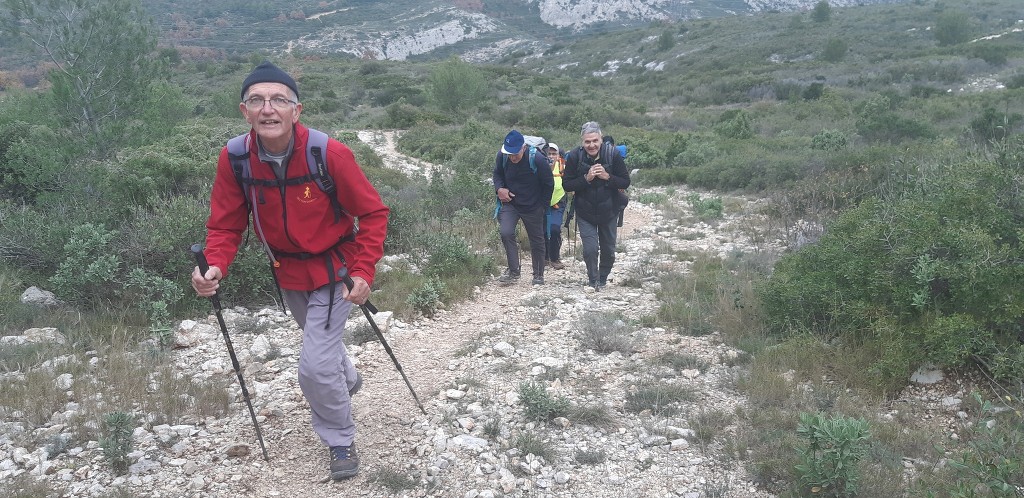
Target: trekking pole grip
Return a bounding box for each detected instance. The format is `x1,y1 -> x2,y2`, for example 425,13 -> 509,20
190,244 -> 222,310
337,268 -> 379,314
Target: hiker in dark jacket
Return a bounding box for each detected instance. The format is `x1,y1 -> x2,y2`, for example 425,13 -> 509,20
191,61 -> 388,481
562,121 -> 630,290
492,130 -> 554,286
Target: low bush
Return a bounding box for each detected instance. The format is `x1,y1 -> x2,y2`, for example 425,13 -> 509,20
795,412 -> 871,497
518,381 -> 571,422
100,412 -> 135,476
575,311 -> 638,354
624,380 -> 695,416
761,150 -> 1024,389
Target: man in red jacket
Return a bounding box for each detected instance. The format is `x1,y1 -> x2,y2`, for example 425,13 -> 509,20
191,61 -> 389,480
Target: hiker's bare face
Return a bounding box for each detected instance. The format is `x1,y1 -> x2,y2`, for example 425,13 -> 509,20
241,82 -> 302,152
582,132 -> 602,158
547,150 -> 559,161
508,146 -> 525,162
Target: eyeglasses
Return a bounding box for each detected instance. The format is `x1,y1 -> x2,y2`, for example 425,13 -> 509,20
242,96 -> 296,111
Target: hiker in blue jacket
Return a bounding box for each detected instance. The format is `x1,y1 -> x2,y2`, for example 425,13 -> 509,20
563,121 -> 630,290
492,130 -> 554,286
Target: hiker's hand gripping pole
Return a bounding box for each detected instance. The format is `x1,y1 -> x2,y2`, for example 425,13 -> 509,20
191,244 -> 270,461
337,268 -> 427,415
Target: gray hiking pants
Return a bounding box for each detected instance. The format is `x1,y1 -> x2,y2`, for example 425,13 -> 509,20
498,203 -> 546,278
283,283 -> 359,448
578,216 -> 618,285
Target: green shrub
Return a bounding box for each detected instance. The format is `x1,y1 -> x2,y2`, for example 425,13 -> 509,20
428,57 -> 489,114
518,381 -> 571,422
672,140 -> 719,168
210,242 -> 278,308
616,133 -> 666,169
123,268 -> 181,346
811,0 -> 831,23
382,99 -> 422,129
687,193 -> 723,219
933,10 -> 974,47
714,110 -> 754,139
761,153 -> 1024,388
0,121 -> 71,203
946,392 -> 1024,495
406,277 -> 444,318
970,106 -> 1022,142
819,37 -> 848,63
656,30 -> 676,52
634,167 -> 687,186
100,411 -> 135,476
1005,73 -> 1024,90
119,194 -> 208,278
49,223 -> 121,305
802,82 -> 826,101
969,44 -> 1010,66
795,412 -> 871,497
421,232 -> 476,277
855,95 -> 936,142
811,129 -> 849,151
511,431 -> 558,462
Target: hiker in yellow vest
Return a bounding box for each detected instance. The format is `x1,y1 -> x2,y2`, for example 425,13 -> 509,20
545,143 -> 568,270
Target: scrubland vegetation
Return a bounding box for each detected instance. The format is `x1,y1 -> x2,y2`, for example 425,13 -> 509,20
1,0 -> 1022,494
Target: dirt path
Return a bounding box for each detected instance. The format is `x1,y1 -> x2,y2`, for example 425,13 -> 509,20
243,137 -> 658,497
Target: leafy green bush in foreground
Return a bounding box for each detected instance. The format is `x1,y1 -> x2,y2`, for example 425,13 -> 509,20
761,138 -> 1024,392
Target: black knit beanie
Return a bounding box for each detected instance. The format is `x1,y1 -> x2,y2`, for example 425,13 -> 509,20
240,61 -> 299,100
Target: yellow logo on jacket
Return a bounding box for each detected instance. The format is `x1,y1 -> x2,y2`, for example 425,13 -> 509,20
298,185 -> 318,204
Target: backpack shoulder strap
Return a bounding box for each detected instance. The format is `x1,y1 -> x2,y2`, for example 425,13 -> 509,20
569,147 -> 586,176
227,133 -> 254,207
527,146 -> 537,174
601,142 -> 615,164
304,128 -> 346,223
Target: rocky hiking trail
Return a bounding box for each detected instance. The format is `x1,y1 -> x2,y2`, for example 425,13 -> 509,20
4,132 -> 789,498
184,183 -> 781,498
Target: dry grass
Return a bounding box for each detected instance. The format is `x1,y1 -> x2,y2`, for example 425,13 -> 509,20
689,408 -> 732,446
0,325 -> 230,447
0,473 -> 67,498
575,311 -> 639,355
624,379 -> 697,416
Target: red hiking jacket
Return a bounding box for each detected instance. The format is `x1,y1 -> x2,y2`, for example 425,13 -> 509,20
204,123 -> 389,291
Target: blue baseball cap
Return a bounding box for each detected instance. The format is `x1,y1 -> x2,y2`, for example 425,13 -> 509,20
501,130 -> 525,154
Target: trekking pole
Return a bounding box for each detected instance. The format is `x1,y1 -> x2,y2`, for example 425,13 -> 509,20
337,268 -> 427,415
571,216 -> 578,259
190,244 -> 270,461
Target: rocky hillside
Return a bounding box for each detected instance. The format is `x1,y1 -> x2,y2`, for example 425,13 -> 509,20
145,0 -> 911,62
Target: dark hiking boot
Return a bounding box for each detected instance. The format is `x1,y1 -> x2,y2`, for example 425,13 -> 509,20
329,444 -> 359,480
532,276 -> 544,285
348,372 -> 362,397
548,260 -> 565,270
497,270 -> 520,285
